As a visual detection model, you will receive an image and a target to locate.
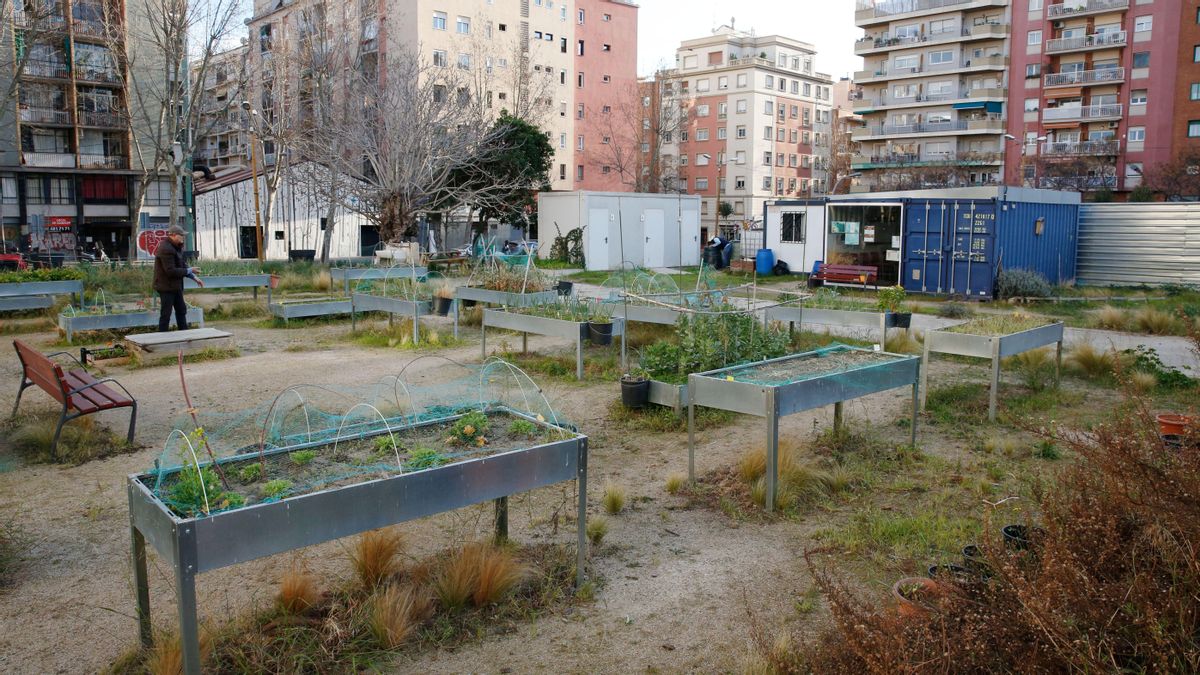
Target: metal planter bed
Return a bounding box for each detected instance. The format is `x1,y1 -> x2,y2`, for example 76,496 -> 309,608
482,308 -> 625,381
452,287 -> 560,337
648,379 -> 687,414
350,293 -> 431,343
331,266 -> 429,294
184,274 -> 274,302
268,298 -> 354,323
58,307 -> 204,343
764,305 -> 911,345
921,321 -> 1064,421
0,279 -> 83,312
127,406 -> 588,675
687,345 -> 921,511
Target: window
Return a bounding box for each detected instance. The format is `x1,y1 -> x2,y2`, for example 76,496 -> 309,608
790,105 -> 798,118
734,150 -> 745,164
559,133 -> 566,149
1128,126 -> 1145,142
1134,16 -> 1152,32
736,125 -> 746,138
763,100 -> 774,115
736,73 -> 747,87
458,53 -> 471,69
894,84 -> 917,98
718,102 -> 727,117
696,128 -> 709,141
763,152 -> 772,165
1131,90 -> 1147,105
763,126 -> 773,140
803,82 -> 811,96
1024,98 -> 1039,112
735,176 -> 745,190
708,50 -> 723,66
929,18 -> 955,35
762,177 -> 772,190
1029,0 -> 1043,9
736,99 -> 747,114
717,127 -> 726,140
696,79 -> 710,92
561,37 -> 567,53
577,40 -> 584,56
602,13 -> 611,21
929,50 -> 953,65
791,81 -> 799,94
432,11 -> 446,30
577,72 -> 584,87
1026,63 -> 1041,78
1134,52 -> 1150,68
695,153 -> 709,166
432,50 -> 446,67
776,153 -> 784,166
695,177 -> 708,191
1192,83 -> 1200,101
1190,121 -> 1200,138
1195,46 -> 1200,63
560,164 -> 566,180
718,76 -> 728,90
764,75 -> 774,88
578,104 -> 585,119
576,165 -> 584,181
576,135 -> 584,150
1028,30 -> 1042,45
577,9 -> 584,23
456,16 -> 470,33
780,212 -> 805,243
894,55 -> 918,70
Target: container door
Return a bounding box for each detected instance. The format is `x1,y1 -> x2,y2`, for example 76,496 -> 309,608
643,209 -> 665,268
903,201 -> 952,294
947,201 -> 996,298
587,208 -> 611,270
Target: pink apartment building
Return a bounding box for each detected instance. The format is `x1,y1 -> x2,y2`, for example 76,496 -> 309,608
574,0 -> 639,190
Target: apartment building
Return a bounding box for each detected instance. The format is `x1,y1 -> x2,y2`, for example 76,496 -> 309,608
1010,0 -> 1182,193
193,46 -> 250,170
574,0 -> 638,190
660,26 -> 834,237
831,77 -> 865,193
0,0 -> 162,257
1175,2 -> 1200,163
852,0 -> 1011,192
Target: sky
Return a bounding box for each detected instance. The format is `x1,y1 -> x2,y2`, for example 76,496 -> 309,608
635,1 -> 862,81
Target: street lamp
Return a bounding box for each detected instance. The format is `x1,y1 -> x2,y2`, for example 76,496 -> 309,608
1004,134 -> 1047,187
832,171 -> 862,195
239,101 -> 265,262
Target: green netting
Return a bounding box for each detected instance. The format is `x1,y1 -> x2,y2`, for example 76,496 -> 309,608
351,264 -> 436,299
150,357 -> 572,518
710,343 -> 903,386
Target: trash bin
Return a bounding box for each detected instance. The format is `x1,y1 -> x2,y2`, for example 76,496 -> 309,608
755,249 -> 775,276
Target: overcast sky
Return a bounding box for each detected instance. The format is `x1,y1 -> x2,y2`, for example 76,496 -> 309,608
635,1 -> 862,81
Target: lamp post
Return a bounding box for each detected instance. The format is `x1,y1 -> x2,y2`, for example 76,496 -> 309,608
832,171 -> 862,195
240,101 -> 265,262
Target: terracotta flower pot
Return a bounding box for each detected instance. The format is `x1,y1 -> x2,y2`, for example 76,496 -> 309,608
892,577 -> 942,618
1157,414 -> 1194,437
268,274 -> 281,289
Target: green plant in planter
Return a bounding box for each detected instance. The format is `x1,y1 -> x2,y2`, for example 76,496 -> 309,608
261,479 -> 293,499
289,449 -> 317,466
407,446 -> 447,470
448,411 -> 489,446
876,285 -> 907,313
170,458 -> 245,516
589,303 -> 614,323
237,463 -> 262,484
507,419 -> 538,436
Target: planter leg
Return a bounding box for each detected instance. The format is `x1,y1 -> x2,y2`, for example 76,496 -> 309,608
493,497 -> 508,544
1055,340 -> 1062,389
833,401 -> 844,432
131,525 -> 151,649
919,336 -> 931,411
453,299 -> 459,339
989,343 -> 1001,423
765,390 -> 779,513
175,528 -> 201,675
687,381 -> 696,482
522,331 -> 528,354
910,382 -> 919,447
481,324 -> 486,360
575,335 -> 582,381
411,310 -> 418,345
575,438 -> 588,589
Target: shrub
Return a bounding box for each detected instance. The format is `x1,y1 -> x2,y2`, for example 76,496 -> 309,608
602,484 -> 626,514
876,285 -> 906,313
260,479 -> 292,500
369,585 -> 430,649
586,517 -> 609,547
1064,343 -> 1118,380
665,473 -> 686,495
1123,345 -> 1194,389
289,450 -> 317,466
936,302 -> 973,319
277,568 -> 320,614
1093,305 -> 1127,331
1128,184 -> 1155,202
351,528 -> 404,589
996,268 -> 1052,300
1132,307 -> 1180,335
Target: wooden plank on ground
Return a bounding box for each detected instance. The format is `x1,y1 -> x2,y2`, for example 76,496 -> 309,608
125,328 -> 234,354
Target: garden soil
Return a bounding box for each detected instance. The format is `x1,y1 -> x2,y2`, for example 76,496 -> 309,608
0,313 -> 963,674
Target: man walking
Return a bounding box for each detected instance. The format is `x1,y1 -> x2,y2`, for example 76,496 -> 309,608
153,225 -> 202,331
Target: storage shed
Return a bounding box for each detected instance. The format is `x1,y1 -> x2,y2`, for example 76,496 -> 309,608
537,191 -> 702,271
765,187 -> 1080,298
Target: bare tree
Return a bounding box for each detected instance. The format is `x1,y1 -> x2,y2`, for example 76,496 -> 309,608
1144,150 -> 1200,201
1032,155 -> 1117,194
587,70 -> 684,193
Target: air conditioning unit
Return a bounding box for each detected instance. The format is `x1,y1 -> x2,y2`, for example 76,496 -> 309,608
1108,121 -> 1119,128
1052,21 -> 1064,29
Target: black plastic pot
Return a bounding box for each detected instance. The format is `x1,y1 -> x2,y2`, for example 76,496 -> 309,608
621,377 -> 650,408
890,312 -> 912,329
433,296 -> 453,316
556,280 -> 574,297
927,563 -> 971,584
589,320 -> 613,345
961,544 -> 991,578
1001,524 -> 1041,550
461,298 -> 477,308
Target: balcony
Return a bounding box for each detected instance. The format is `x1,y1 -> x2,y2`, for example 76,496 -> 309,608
23,152 -> 76,167
855,0 -> 1006,26
1048,0 -> 1129,19
73,20 -> 111,40
77,110 -> 125,128
854,23 -> 1006,54
23,59 -> 71,79
854,86 -> 1005,111
13,12 -> 68,30
852,151 -> 1002,168
1044,67 -> 1125,87
1039,175 -> 1117,189
19,107 -> 72,125
1040,140 -> 1120,156
1045,31 -> 1126,53
855,54 -> 1007,83
79,153 -> 128,169
75,68 -> 122,85
1042,103 -> 1123,121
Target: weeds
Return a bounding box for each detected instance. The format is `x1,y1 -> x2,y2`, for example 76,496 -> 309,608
0,520 -> 25,586
289,450 -> 317,466
434,542 -> 528,609
2,413 -> 136,465
259,479 -> 292,500
351,528 -> 404,590
605,399 -> 736,433
602,484 -> 626,514
665,473 -> 686,495
884,330 -> 922,355
1064,343 -> 1119,380
936,302 -> 973,319
1132,307 -> 1180,335
277,568 -> 320,614
586,518 -> 608,547
1004,347 -> 1056,391
237,464 -> 262,484
1093,305 -> 1127,331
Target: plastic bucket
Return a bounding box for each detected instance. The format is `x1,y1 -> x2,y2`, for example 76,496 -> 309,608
755,248 -> 776,276
621,378 -> 650,408
589,321 -> 613,345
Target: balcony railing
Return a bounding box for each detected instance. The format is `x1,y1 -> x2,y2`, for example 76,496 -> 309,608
1044,67 -> 1124,87
1040,140 -> 1120,156
1046,31 -> 1126,53
73,20 -> 109,39
855,87 -> 1005,108
77,110 -> 125,127
1042,103 -> 1123,121
19,107 -> 72,125
23,59 -> 70,79
79,153 -> 128,169
13,12 -> 68,30
1048,0 -> 1129,18
23,152 -> 76,167
1039,175 -> 1117,189
75,68 -> 121,84
852,151 -> 1002,166
855,24 -> 1006,52
856,0 -> 990,21
856,54 -> 1005,81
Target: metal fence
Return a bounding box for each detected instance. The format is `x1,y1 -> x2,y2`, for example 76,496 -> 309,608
1076,202 -> 1200,286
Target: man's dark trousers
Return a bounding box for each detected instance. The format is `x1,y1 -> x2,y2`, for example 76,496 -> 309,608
158,290 -> 188,331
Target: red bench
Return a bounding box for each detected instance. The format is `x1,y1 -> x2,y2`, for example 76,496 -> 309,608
810,263 -> 879,288
11,339 -> 137,456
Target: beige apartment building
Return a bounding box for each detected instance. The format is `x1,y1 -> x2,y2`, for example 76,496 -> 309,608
660,26 -> 834,238
851,0 -> 1011,191
193,46 -> 250,170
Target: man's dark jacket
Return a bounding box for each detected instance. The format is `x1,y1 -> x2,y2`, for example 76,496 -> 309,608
153,239 -> 188,293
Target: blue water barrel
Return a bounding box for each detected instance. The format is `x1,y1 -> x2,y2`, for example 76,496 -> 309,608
755,248 -> 776,276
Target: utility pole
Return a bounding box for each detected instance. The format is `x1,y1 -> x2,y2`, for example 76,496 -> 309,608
243,101 -> 265,262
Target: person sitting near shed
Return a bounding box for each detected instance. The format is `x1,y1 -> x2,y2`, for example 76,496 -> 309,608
708,235 -> 734,270
153,225 -> 203,332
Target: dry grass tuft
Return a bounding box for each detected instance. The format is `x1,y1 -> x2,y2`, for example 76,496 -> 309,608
277,568 -> 320,614
4,413 -> 135,465
884,331 -> 923,355
601,483 -> 626,514
738,439 -> 803,484
665,473 -> 687,495
1132,307 -> 1179,335
433,542 -> 527,609
368,585 -> 431,649
1093,305 -> 1127,331
312,270 -> 333,293
350,528 -> 404,590
1129,370 -> 1158,394
586,517 -> 608,547
1065,343 -> 1118,380
433,543 -> 482,610
143,629 -> 212,675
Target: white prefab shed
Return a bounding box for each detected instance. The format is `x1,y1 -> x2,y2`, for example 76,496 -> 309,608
538,191 -> 702,271
764,200 -> 828,276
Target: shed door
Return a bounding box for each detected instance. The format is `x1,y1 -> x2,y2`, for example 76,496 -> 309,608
904,201 -> 951,294
587,208 -> 611,270
643,209 -> 665,268
948,201 -> 996,298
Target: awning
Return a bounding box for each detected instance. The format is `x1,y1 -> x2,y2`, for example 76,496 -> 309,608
1046,87 -> 1082,99
1043,121 -> 1081,129
985,101 -> 1003,114
953,101 -> 986,110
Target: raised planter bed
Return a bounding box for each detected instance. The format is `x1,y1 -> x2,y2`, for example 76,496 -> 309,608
331,266 -> 429,294
127,406 -> 588,675
58,306 -> 205,343
350,293 -> 431,343
610,303 -> 688,326
0,279 -> 83,312
268,298 -> 353,323
452,286 -> 560,337
648,379 -> 687,414
764,305 -> 911,345
184,274 -> 273,302
688,344 -> 920,511
482,308 -> 624,381
921,319 -> 1064,422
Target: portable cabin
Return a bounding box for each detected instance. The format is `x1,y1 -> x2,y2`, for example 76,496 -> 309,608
537,191 -> 702,271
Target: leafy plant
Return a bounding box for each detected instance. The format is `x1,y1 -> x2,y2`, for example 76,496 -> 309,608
1123,345 -> 1194,389
237,464 -> 262,484
373,434 -> 398,456
448,411 -> 489,446
876,285 -> 907,313
407,447 -> 446,470
507,419 -> 538,437
996,268 -> 1052,299
260,479 -> 292,499
472,264 -> 550,293
640,306 -> 790,383
289,450 -> 317,466
169,458 -> 244,517
0,267 -> 84,284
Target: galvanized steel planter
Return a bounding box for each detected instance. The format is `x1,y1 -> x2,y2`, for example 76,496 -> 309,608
610,303 -> 687,326
0,279 -> 83,312
268,299 -> 353,322
350,293 -> 432,343
482,309 -> 623,381
687,346 -> 921,511
58,307 -> 205,343
648,379 -> 687,414
0,295 -> 54,311
126,407 -> 589,675
921,321 -> 1064,422
184,274 -> 273,302
331,266 -> 429,294
452,287 -> 560,338
764,305 -> 910,343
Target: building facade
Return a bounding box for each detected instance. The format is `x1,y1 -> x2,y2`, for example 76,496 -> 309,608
659,26 -> 835,240
1171,1 -> 1200,164
573,0 -> 639,191
852,0 -> 1010,193
193,46 -> 250,170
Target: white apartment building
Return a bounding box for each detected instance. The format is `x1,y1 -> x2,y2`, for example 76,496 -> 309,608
851,0 -> 1011,191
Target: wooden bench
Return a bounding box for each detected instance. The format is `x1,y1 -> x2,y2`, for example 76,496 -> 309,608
810,263 -> 879,288
11,339 -> 137,456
